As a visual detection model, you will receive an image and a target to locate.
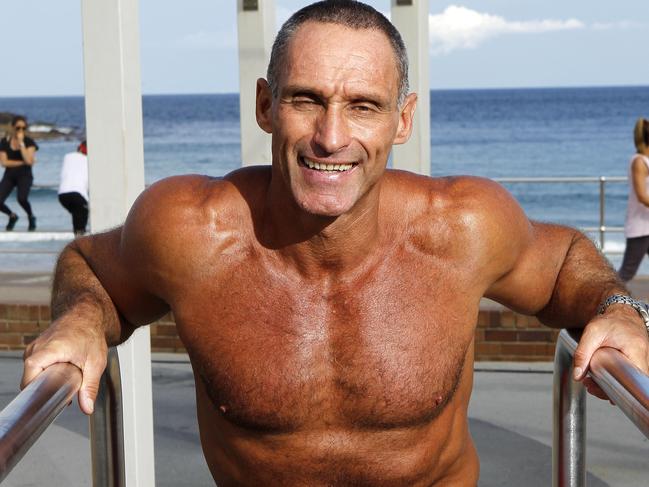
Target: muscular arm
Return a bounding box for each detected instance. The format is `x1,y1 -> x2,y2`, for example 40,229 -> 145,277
22,182 -> 177,413
477,181 -> 648,386
50,229 -> 167,346
487,222 -> 624,328
535,231 -> 625,327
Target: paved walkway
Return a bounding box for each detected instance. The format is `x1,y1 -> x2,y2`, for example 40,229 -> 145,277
0,355 -> 647,486
0,272 -> 52,304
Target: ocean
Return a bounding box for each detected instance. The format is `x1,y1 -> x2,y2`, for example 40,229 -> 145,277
1,85 -> 648,272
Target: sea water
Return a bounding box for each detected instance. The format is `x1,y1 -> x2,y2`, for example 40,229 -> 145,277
0,85 -> 648,272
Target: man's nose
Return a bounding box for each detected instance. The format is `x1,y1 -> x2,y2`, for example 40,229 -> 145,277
313,107 -> 351,154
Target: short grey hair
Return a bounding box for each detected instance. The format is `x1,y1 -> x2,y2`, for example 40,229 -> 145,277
266,0 -> 409,106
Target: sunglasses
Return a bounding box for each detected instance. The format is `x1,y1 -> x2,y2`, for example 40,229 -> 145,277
14,126 -> 27,131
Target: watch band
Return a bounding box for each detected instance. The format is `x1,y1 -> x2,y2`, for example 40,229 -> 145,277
597,294 -> 649,335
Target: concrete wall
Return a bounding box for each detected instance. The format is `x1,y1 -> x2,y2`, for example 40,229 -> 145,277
0,304 -> 559,361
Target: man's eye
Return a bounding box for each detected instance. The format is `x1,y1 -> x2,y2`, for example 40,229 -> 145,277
293,97 -> 318,105
352,104 -> 375,113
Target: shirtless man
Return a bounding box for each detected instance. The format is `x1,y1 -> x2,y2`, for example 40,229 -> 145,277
21,2 -> 649,486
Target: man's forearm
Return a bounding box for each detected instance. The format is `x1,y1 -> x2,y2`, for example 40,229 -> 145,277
536,231 -> 626,328
52,243 -> 135,345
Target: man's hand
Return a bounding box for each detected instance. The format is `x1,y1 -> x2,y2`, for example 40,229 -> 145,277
573,304 -> 649,400
21,307 -> 108,415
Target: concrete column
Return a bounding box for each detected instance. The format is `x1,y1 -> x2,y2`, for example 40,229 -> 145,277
81,0 -> 155,485
391,0 -> 431,175
237,0 -> 275,166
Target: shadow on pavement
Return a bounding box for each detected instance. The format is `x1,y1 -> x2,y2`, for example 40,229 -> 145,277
470,418 -> 608,487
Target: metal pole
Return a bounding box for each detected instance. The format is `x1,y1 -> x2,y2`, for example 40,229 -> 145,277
589,347 -> 649,438
91,349 -> 125,487
0,363 -> 82,483
553,330 -> 586,487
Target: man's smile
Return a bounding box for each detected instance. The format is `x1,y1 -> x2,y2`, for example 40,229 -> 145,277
299,156 -> 358,172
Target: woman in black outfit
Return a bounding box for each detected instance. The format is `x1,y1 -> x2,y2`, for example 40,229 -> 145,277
0,115 -> 38,231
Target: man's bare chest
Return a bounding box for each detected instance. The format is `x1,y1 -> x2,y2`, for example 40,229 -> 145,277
172,256 -> 479,432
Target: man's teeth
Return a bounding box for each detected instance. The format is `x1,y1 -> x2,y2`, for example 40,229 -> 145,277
303,158 -> 353,172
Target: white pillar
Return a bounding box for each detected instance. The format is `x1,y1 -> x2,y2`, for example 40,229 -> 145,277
237,0 -> 275,166
81,0 -> 155,485
391,0 -> 431,175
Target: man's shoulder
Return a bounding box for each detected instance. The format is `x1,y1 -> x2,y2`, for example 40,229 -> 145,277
136,174 -> 242,218
385,171 -> 506,211
384,171 -> 530,278
144,166 -> 268,211
384,170 -> 525,243
127,167 -> 269,237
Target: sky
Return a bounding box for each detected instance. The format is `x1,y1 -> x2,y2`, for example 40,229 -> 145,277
0,0 -> 646,97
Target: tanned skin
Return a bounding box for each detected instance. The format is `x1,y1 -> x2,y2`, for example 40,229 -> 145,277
22,22 -> 649,486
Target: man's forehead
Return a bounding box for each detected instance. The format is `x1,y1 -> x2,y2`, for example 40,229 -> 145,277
282,21 -> 399,85
287,21 -> 394,62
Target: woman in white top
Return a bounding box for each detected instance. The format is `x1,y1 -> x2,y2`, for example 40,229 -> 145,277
619,118 -> 649,281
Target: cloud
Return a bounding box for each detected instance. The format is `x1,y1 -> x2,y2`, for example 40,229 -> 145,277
591,20 -> 639,30
429,5 -> 584,55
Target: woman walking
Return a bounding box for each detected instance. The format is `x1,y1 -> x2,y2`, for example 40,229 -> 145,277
0,115 -> 38,231
619,118 -> 649,281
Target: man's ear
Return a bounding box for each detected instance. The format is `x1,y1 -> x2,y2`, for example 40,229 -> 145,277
256,78 -> 273,134
393,93 -> 418,145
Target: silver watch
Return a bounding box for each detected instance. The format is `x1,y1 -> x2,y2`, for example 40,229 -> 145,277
597,294 -> 649,334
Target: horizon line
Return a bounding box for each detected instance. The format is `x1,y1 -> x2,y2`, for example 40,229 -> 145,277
1,83 -> 648,100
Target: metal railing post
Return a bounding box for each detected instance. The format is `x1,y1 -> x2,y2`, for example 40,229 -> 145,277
553,329 -> 586,487
91,349 -> 125,487
0,363 -> 82,483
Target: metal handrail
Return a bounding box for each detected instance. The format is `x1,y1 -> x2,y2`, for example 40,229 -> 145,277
91,349 -> 125,487
496,176 -> 629,251
0,363 -> 82,483
553,329 -> 649,487
496,176 -> 628,183
0,349 -> 125,486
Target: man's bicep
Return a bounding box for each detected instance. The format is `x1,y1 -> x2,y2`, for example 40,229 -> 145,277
485,222 -> 576,315
76,227 -> 170,327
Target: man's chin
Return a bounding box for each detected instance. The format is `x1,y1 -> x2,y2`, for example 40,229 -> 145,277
297,199 -> 354,218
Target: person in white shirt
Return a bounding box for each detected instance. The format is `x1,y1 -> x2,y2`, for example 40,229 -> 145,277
58,140 -> 89,236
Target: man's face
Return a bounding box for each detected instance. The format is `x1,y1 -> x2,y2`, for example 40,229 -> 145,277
257,22 -> 416,217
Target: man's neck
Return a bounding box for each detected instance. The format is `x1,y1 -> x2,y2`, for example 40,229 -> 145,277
260,183 -> 386,279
